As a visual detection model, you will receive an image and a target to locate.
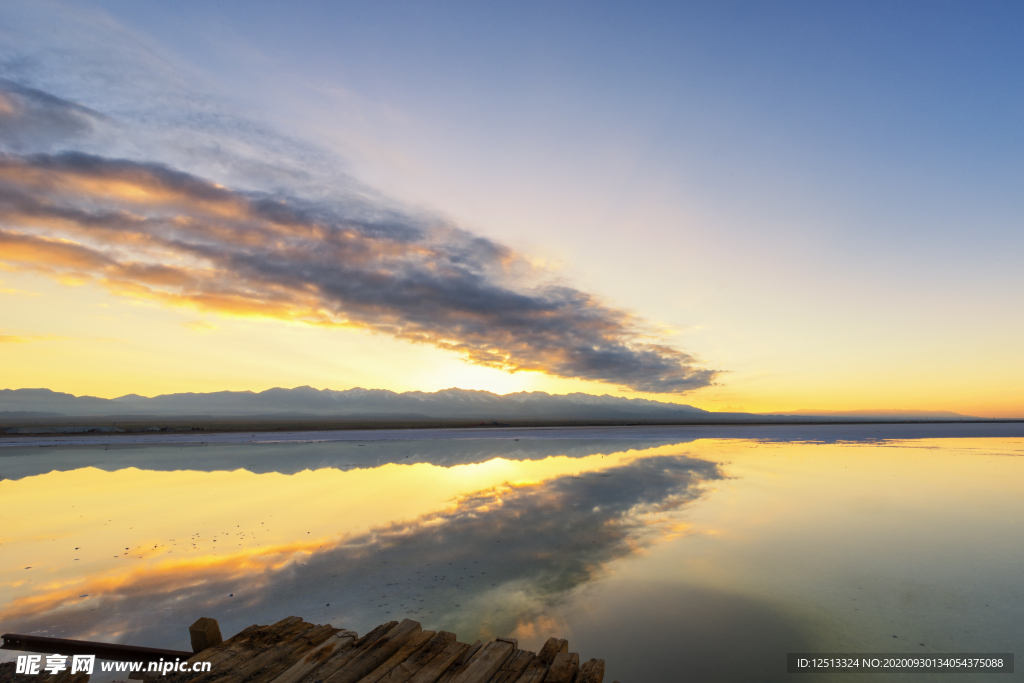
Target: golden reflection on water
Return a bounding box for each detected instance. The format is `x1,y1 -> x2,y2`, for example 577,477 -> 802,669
1,434 -> 1022,680
439,436 -> 1024,683
0,443 -> 696,629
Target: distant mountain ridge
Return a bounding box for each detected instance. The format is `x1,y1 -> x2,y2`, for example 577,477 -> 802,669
0,386 -> 712,420
0,387 -> 982,422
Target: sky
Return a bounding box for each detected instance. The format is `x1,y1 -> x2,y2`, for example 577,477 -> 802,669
0,0 -> 1021,416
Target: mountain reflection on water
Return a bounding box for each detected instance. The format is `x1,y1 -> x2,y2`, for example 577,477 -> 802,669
0,435 -> 688,480
4,421 -> 1021,480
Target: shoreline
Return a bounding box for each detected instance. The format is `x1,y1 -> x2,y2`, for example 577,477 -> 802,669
2,420 -> 1023,450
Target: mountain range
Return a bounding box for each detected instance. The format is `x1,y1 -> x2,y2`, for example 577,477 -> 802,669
0,387 -> 977,421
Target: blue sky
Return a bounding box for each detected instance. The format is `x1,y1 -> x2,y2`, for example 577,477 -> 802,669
1,0 -> 1022,415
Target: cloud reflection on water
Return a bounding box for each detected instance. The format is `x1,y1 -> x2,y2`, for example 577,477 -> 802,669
0,454 -> 721,652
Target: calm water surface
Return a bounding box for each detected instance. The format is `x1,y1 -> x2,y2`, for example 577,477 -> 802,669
1,425 -> 1022,682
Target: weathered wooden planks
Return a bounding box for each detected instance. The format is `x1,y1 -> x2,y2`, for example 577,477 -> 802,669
232,624 -> 338,683
175,618 -> 314,683
575,659 -> 604,683
185,626 -> 262,669
354,629 -> 435,683
155,617 -> 615,683
323,619 -> 422,683
404,640 -> 472,683
209,622 -> 333,683
298,622 -> 398,683
375,631 -> 456,683
539,652 -> 578,683
510,638 -> 566,683
432,641 -> 482,683
447,639 -> 515,683
487,649 -> 535,683
269,631 -> 357,683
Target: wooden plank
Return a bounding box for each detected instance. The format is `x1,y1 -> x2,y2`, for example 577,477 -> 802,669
352,624 -> 400,651
182,620 -> 316,683
208,621 -> 322,677
433,642 -> 481,683
539,652 -> 577,683
184,640 -> 248,673
193,639 -> 254,670
184,624 -> 264,670
375,632 -> 456,683
238,623 -> 335,674
266,618 -> 307,635
574,660 -> 604,683
297,623 -> 398,683
234,624 -> 338,683
322,620 -> 422,683
448,640 -> 515,683
510,639 -> 567,683
249,619 -> 314,648
201,621 -> 318,683
193,624 -> 263,660
190,618 -> 224,653
354,630 -> 435,683
150,617 -> 609,683
268,631 -> 357,683
208,622 -> 329,683
534,640 -> 567,666
456,643 -> 482,669
225,625 -> 266,646
488,650 -> 535,683
404,641 -> 471,683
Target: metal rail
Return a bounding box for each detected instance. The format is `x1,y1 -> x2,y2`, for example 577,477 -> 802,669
1,633 -> 193,663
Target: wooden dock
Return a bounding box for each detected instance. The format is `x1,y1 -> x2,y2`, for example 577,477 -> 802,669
1,616 -> 614,683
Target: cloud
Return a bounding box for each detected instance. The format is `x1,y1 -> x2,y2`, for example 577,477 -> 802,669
0,149 -> 717,392
0,79 -> 105,151
0,5 -> 719,394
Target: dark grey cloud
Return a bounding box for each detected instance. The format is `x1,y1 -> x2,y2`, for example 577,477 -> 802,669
0,80 -> 105,151
0,149 -> 717,392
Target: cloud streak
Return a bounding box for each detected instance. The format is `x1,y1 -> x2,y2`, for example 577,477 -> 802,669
0,62 -> 717,392
0,147 -> 716,392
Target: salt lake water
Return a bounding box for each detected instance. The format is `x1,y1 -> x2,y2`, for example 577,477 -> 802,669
1,424 -> 1022,682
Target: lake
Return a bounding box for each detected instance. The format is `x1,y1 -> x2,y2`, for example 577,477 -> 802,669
1,423 -> 1022,682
